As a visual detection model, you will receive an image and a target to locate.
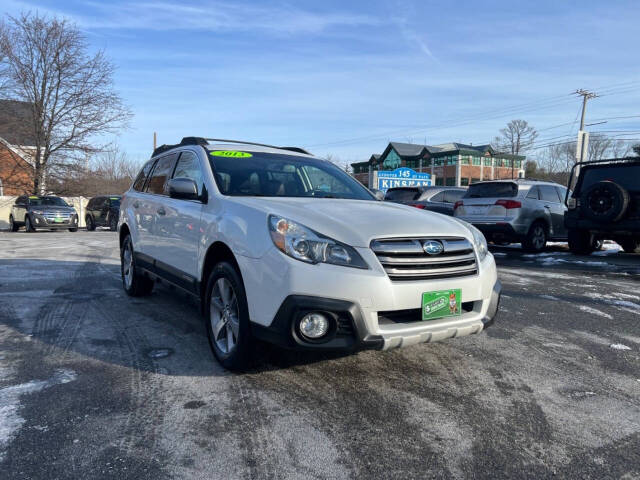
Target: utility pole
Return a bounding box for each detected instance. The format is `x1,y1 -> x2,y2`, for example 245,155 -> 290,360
153,132 -> 157,151
574,89 -> 597,175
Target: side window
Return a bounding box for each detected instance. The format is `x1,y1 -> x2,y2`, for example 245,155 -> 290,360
526,187 -> 539,200
16,195 -> 27,205
172,151 -> 204,196
430,191 -> 445,202
133,160 -> 155,192
146,154 -> 178,195
540,185 -> 560,203
444,190 -> 465,203
555,187 -> 567,203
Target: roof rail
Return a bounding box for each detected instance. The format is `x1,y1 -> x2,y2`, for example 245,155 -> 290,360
152,137 -> 312,157
205,138 -> 311,155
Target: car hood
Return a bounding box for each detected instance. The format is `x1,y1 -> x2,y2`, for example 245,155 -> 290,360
228,197 -> 472,247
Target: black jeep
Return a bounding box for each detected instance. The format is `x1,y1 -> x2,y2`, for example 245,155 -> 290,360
565,158 -> 640,254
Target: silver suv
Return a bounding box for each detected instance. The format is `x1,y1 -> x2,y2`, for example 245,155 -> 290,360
454,179 -> 569,252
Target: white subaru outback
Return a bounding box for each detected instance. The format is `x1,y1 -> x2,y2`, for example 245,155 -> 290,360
119,137 -> 501,369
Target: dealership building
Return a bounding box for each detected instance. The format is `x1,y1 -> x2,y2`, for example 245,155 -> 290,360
351,142 -> 525,188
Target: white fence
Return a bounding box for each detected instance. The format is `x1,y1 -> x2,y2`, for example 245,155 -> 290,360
0,196 -> 90,230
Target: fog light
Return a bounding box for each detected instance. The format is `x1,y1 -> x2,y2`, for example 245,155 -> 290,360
299,312 -> 329,339
35,218 -> 40,224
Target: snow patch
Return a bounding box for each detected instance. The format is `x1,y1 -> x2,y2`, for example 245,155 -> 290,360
578,305 -> 613,320
0,369 -> 77,461
540,294 -> 560,301
610,344 -> 631,351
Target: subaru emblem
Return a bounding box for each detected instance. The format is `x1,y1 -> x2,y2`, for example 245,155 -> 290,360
423,240 -> 444,255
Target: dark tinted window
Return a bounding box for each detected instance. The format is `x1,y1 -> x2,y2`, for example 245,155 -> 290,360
173,152 -> 204,195
444,190 -> 465,203
133,160 -> 155,192
465,182 -> 518,198
209,151 -> 373,200
16,195 -> 27,205
526,187 -> 539,199
385,188 -> 421,201
578,163 -> 640,193
539,185 -> 561,203
109,197 -> 121,208
146,154 -> 178,195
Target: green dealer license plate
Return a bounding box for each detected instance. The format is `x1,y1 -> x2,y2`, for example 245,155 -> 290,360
422,289 -> 462,321
54,217 -> 64,223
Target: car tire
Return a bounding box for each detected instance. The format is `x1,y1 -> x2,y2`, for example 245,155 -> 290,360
9,215 -> 19,232
568,229 -> 595,255
522,221 -> 547,252
580,180 -> 629,223
86,216 -> 96,231
25,215 -> 36,232
120,235 -> 154,296
618,238 -> 640,254
109,215 -> 118,232
205,261 -> 252,371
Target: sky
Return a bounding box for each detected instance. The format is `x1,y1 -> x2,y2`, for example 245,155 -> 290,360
3,0 -> 640,166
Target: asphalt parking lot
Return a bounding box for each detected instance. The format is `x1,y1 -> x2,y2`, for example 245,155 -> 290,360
1,231 -> 639,479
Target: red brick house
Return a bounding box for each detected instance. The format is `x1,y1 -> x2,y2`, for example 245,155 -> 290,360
0,100 -> 36,196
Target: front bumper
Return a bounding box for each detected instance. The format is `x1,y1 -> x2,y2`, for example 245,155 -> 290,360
252,280 -> 501,351
30,213 -> 78,229
241,245 -> 501,351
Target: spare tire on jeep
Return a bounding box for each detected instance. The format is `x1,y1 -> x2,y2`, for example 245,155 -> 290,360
580,180 -> 629,223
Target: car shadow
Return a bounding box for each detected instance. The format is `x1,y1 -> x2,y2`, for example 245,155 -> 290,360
0,257 -> 356,377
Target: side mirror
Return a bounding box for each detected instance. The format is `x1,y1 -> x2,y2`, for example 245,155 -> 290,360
168,177 -> 199,200
370,189 -> 385,201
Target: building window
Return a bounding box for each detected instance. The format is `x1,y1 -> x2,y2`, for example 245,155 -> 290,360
461,177 -> 469,186
459,156 -> 469,165
435,177 -> 444,186
484,158 -> 492,166
445,177 -> 455,186
472,156 -> 482,166
471,178 -> 480,184
434,158 -> 443,166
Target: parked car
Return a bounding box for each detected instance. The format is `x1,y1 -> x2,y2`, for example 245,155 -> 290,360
384,186 -> 466,216
565,158 -> 640,254
119,137 -> 501,370
454,179 -> 571,252
86,195 -> 122,231
9,195 -> 79,232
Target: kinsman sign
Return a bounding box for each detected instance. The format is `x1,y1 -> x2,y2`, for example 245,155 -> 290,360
376,167 -> 432,192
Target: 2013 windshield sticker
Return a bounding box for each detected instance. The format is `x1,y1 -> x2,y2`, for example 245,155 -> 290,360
210,151 -> 253,158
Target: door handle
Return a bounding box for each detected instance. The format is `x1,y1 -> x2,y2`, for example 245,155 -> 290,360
133,202 -> 139,209
157,207 -> 166,216
544,205 -> 551,209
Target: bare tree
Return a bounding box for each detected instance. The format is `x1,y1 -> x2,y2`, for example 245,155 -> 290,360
0,12 -> 132,194
48,145 -> 142,196
492,119 -> 538,155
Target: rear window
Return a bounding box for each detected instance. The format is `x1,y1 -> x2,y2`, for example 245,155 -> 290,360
577,163 -> 640,193
384,188 -> 421,202
465,182 -> 518,198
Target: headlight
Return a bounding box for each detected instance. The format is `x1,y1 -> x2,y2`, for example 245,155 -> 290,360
268,215 -> 368,269
469,224 -> 488,261
31,209 -> 44,215
452,217 -> 488,261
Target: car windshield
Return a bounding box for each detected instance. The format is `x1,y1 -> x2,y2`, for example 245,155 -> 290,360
110,198 -> 121,207
207,150 -> 374,200
29,196 -> 69,206
384,188 -> 421,202
465,182 -> 518,198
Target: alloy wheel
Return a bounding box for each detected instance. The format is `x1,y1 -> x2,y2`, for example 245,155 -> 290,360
209,277 -> 239,355
122,242 -> 133,289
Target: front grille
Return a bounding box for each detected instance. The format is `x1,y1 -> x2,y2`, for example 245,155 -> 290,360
378,302 -> 475,325
371,237 -> 478,281
42,211 -> 72,224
